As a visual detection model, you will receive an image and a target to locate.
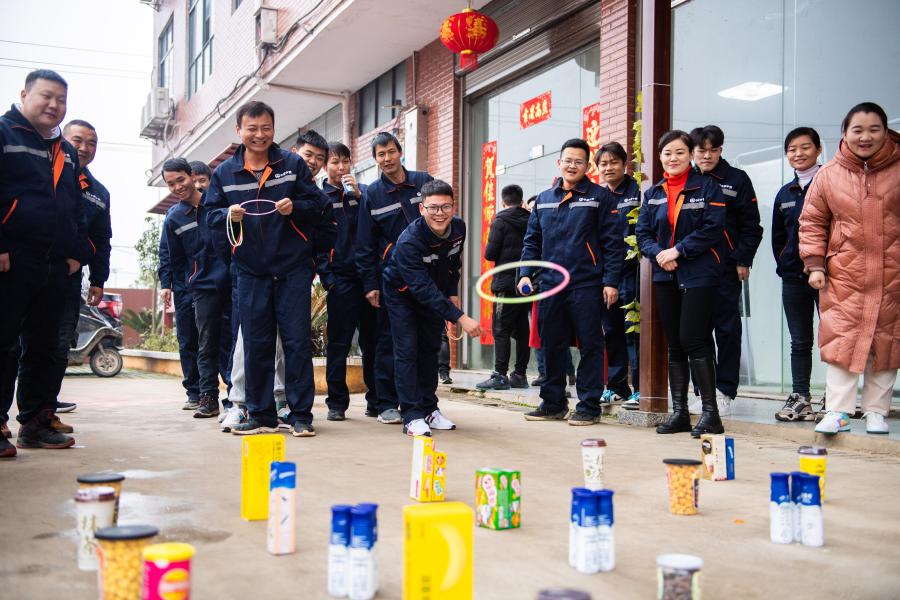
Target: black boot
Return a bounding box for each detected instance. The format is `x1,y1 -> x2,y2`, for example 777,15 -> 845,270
690,356 -> 724,437
656,361 -> 692,434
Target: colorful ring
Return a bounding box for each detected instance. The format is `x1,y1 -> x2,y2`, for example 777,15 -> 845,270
239,199 -> 279,216
226,219 -> 243,248
475,260 -> 571,304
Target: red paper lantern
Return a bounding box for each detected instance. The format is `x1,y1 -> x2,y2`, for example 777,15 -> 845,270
440,8 -> 499,71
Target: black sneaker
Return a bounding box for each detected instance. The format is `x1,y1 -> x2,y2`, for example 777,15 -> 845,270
291,422 -> 316,437
1,436 -> 16,458
56,401 -> 77,413
439,370 -> 453,385
568,411 -> 601,426
524,408 -> 569,421
231,418 -> 279,435
364,407 -> 379,418
531,374 -> 547,386
193,395 -> 220,419
16,422 -> 75,449
327,409 -> 346,421
509,373 -> 529,389
476,372 -> 510,390
568,374 -> 577,386
182,398 -> 201,411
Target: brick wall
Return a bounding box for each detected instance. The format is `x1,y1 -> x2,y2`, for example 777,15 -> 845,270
599,0 -> 638,157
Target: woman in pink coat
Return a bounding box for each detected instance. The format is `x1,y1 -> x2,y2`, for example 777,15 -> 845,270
799,102 -> 900,435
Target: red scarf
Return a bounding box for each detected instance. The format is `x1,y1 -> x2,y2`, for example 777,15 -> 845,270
663,169 -> 689,243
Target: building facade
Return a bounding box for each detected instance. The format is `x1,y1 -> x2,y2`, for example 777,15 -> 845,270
140,0 -> 899,396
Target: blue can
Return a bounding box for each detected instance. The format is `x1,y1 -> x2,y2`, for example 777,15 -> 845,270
350,505 -> 376,550
330,504 -> 352,546
770,472 -> 790,503
342,180 -> 355,195
270,461 -> 297,490
355,503 -> 379,543
595,490 -> 614,527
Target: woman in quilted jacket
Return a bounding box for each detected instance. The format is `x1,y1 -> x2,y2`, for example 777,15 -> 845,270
799,102 -> 900,435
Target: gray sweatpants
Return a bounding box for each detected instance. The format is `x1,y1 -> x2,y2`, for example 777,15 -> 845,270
228,325 -> 285,405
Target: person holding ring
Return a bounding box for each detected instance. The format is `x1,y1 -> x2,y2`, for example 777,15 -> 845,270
518,138 -> 624,426
636,130 -> 727,437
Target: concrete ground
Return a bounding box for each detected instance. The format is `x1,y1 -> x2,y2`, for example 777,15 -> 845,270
2,369 -> 900,599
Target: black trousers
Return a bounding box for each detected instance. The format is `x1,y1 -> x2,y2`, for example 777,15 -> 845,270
193,288 -> 231,398
492,295 -> 530,375
654,282 -> 716,362
0,257 -> 68,424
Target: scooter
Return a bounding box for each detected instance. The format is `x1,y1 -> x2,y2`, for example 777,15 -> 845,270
68,299 -> 124,377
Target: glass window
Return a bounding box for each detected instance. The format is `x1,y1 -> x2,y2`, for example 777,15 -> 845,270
358,62 -> 407,135
465,43 -> 601,369
188,0 -> 214,98
158,18 -> 174,91
672,0 -> 900,394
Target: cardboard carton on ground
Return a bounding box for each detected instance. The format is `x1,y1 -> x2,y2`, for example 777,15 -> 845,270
700,434 -> 735,481
241,434 -> 285,520
410,436 -> 445,502
403,502 -> 473,600
475,468 -> 521,530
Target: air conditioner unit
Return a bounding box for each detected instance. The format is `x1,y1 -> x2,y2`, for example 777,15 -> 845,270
255,5 -> 278,46
139,87 -> 172,141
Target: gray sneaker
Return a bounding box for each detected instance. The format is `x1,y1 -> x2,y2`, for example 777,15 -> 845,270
182,398 -> 200,411
377,408 -> 402,424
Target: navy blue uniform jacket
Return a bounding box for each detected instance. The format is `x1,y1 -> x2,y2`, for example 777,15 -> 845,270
772,174 -> 814,281
0,105 -> 89,266
519,176 -> 624,291
205,143 -> 333,277
316,180 -> 368,290
355,168 -> 433,294
79,167 -> 112,287
635,170 -> 726,289
383,217 -> 466,324
608,174 -> 642,275
158,196 -> 228,293
697,158 -> 762,267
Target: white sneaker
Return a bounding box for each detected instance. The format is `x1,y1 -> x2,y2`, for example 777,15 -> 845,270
688,397 -> 702,415
425,409 -> 457,430
220,405 -> 247,433
815,411 -> 850,434
717,392 -> 733,417
865,412 -> 889,434
404,418 -> 432,437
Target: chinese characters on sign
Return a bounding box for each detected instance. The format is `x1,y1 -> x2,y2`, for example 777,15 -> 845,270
582,103 -> 602,183
519,92 -> 552,129
479,141 -> 497,344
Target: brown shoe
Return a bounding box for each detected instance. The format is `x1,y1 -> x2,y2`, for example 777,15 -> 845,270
1,422 -> 11,439
50,415 -> 75,434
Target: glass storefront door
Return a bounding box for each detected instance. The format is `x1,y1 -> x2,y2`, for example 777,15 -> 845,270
465,43 -> 601,370
672,0 -> 900,395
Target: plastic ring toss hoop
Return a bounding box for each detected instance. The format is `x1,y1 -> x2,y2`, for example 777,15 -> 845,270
475,260 -> 571,304
226,200 -> 280,247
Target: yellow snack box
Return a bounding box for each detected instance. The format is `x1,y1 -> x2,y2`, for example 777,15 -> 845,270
410,436 -> 445,502
403,502 -> 473,600
241,434 -> 285,520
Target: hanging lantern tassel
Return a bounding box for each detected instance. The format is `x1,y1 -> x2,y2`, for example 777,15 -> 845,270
439,8 -> 499,72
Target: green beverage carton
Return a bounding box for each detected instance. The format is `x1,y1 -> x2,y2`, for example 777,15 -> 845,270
475,468 -> 521,530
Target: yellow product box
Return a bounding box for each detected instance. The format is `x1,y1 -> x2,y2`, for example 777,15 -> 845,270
403,502 -> 473,600
410,436 -> 445,502
241,434 -> 285,520
699,434 -> 735,481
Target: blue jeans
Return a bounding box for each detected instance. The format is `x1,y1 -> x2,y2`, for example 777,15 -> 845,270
781,277 -> 819,396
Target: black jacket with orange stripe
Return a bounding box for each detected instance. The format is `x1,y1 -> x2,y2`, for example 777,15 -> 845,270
79,167 -> 112,288
636,170 -> 726,289
205,143 -> 334,278
694,158 -> 762,267
520,176 -> 624,292
0,105 -> 89,267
